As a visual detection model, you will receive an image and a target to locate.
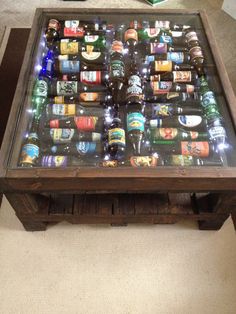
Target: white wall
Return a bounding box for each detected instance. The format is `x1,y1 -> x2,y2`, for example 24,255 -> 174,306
222,0 -> 236,19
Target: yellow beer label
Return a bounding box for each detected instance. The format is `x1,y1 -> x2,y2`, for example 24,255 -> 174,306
60,40 -> 79,54
154,61 -> 172,72
54,96 -> 64,104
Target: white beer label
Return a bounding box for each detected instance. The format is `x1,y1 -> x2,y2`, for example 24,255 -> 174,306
81,51 -> 101,61
65,20 -> 80,28
178,115 -> 202,128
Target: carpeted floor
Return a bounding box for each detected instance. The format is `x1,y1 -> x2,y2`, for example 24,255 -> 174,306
0,1 -> 236,313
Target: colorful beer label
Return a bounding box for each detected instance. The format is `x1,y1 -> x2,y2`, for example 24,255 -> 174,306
130,156 -> 158,167
154,128 -> 178,139
167,52 -> 184,64
60,39 -> 79,54
169,155 -> 194,166
111,41 -> 124,54
128,75 -> 142,87
52,104 -> 76,116
59,60 -> 80,73
75,142 -> 96,155
172,71 -> 192,83
56,81 -> 77,95
155,20 -> 170,29
154,61 -> 173,72
138,28 -> 160,40
201,91 -> 217,107
185,31 -> 198,43
159,35 -> 173,44
208,126 -> 226,140
181,141 -> 209,157
110,60 -> 125,78
178,115 -> 202,128
64,20 -> 84,37
151,81 -> 172,94
80,92 -> 100,102
189,46 -> 203,61
124,29 -> 138,42
108,128 -> 126,146
127,112 -> 145,132
50,128 -> 75,143
74,116 -> 98,131
81,51 -> 102,61
20,144 -> 39,165
34,79 -> 48,97
54,96 -> 65,104
126,85 -> 143,99
80,71 -> 101,84
150,43 -> 167,54
102,160 -> 118,167
41,155 -> 68,167
152,104 -> 173,116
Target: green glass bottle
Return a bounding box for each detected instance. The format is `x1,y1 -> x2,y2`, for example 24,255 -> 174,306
32,78 -> 48,121
83,35 -> 106,50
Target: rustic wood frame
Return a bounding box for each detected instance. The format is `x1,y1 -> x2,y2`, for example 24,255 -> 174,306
0,9 -> 236,231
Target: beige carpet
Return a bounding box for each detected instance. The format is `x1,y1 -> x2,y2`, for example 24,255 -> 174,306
0,196 -> 236,314
0,1 -> 236,313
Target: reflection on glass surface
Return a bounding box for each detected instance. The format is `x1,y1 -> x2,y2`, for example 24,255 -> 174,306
17,14 -> 236,168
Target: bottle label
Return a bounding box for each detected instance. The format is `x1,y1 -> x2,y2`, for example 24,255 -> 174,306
50,128 -> 75,143
140,28 -> 160,39
34,79 -> 48,97
178,115 -> 202,128
186,31 -> 198,43
64,20 -> 84,37
145,55 -> 155,63
181,141 -> 209,157
167,52 -> 184,64
74,116 -> 98,131
126,85 -> 143,99
56,81 -> 77,95
202,91 -> 217,107
190,131 -> 200,140
150,43 -> 167,54
108,128 -> 126,146
111,41 -> 124,54
110,60 -> 125,78
81,51 -> 101,61
128,75 -> 142,87
173,71 -> 192,83
60,39 -> 79,54
48,19 -> 60,31
154,61 -> 172,72
41,155 -> 67,167
52,104 -> 76,116
75,142 -> 96,155
159,35 -> 173,44
130,156 -> 158,167
102,160 -> 118,167
189,47 -> 203,60
84,35 -> 99,43
124,29 -> 138,42
54,96 -> 64,104
59,60 -> 80,73
170,155 -> 193,166
156,128 -> 178,139
80,71 -> 101,84
155,20 -> 170,29
80,92 -> 99,101
209,126 -> 226,140
151,81 -> 172,94
127,112 -> 145,132
20,144 -> 39,165
153,104 -> 173,117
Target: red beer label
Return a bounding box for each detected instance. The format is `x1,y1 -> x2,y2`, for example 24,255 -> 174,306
74,116 -> 98,131
49,120 -> 60,128
80,71 -> 102,85
181,141 -> 209,157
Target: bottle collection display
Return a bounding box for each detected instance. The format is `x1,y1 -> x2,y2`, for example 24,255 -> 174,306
18,18 -> 229,168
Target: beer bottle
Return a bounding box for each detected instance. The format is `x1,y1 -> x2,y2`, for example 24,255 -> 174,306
108,117 -> 126,160
149,61 -> 194,74
149,71 -> 199,84
58,20 -> 107,38
149,128 -> 209,144
49,93 -> 109,104
53,39 -> 102,55
145,103 -> 202,118
56,71 -> 109,85
151,141 -> 212,158
46,103 -> 104,118
45,116 -> 103,131
154,21 -> 191,31
185,29 -> 204,75
149,115 -> 206,130
19,122 -> 40,167
126,102 -> 145,155
148,81 -> 197,94
32,77 -> 48,122
126,63 -> 144,105
158,34 -> 187,46
145,52 -> 191,64
54,52 -> 107,73
83,34 -> 106,50
164,155 -> 223,166
49,80 -> 107,96
145,92 -> 200,103
207,118 -> 227,150
45,19 -> 60,45
45,141 -> 101,156
124,27 -> 138,54
147,43 -> 188,55
109,40 -> 125,92
41,155 -> 99,167
40,49 -> 55,79
41,128 -> 101,144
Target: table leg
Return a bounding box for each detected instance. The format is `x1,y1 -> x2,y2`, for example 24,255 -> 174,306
4,192 -> 49,231
197,193 -> 236,230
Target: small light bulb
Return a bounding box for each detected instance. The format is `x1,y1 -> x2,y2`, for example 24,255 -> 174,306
35,64 -> 42,72
104,155 -> 110,161
152,153 -> 159,158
